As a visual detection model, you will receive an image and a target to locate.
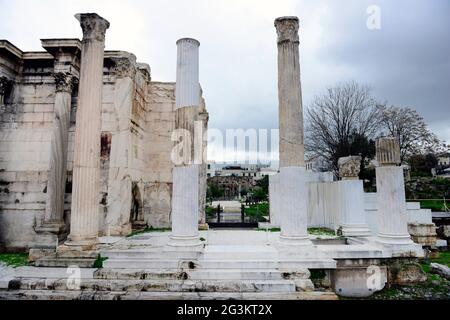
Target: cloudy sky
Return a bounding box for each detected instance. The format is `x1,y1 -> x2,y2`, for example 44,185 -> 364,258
1,0 -> 449,164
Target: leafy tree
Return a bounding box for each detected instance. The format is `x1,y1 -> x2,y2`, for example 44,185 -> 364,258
407,153 -> 438,177
206,184 -> 224,201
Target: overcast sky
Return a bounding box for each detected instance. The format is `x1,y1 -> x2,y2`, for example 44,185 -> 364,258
1,0 -> 449,164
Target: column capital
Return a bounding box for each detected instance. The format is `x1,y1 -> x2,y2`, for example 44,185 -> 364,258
176,38 -> 200,47
338,156 -> 361,180
54,72 -> 77,93
75,13 -> 110,42
376,137 -> 401,166
274,16 -> 299,44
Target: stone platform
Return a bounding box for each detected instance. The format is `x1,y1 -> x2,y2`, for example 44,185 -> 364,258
0,230 -> 424,300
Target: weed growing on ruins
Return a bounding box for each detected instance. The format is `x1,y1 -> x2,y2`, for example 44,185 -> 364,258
93,255 -> 108,269
307,228 -> 336,236
127,226 -> 172,237
365,251 -> 450,300
0,253 -> 29,268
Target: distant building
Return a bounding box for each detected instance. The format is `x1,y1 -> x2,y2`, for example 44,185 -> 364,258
207,163 -> 275,180
438,154 -> 450,166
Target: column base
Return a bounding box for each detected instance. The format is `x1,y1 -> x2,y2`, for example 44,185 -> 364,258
376,232 -> 414,246
279,234 -> 312,246
35,220 -> 67,234
167,235 -> 203,248
64,234 -> 99,251
339,224 -> 371,237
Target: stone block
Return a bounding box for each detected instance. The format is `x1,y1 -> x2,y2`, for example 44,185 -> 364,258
430,263 -> 450,280
408,223 -> 437,246
391,262 -> 427,286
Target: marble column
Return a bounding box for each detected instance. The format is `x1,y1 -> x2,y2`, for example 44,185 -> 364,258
168,38 -> 202,247
375,137 -> 413,245
65,13 -> 110,248
43,72 -> 75,232
337,156 -> 371,237
275,17 -> 311,245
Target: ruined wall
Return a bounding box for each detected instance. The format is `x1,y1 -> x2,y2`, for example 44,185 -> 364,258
144,82 -> 176,228
0,51 -> 57,250
0,40 -> 209,250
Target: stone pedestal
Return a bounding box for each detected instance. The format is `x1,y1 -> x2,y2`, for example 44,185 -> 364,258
169,165 -> 202,247
168,38 -> 201,247
338,180 -> 371,237
268,174 -> 280,227
274,17 -> 310,245
64,13 -> 110,249
278,167 -> 311,245
375,138 -> 414,246
337,156 -> 370,237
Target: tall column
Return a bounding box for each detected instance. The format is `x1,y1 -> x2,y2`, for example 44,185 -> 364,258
43,72 -> 75,232
168,38 -> 202,247
375,137 -> 413,245
337,156 -> 371,237
275,17 -> 311,245
65,13 -> 110,248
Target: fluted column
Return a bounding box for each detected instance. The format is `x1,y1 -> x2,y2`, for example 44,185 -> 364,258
375,137 -> 413,245
275,17 -> 311,245
65,13 -> 110,248
276,17 -> 304,168
168,38 -> 202,247
43,73 -> 75,231
337,156 -> 371,237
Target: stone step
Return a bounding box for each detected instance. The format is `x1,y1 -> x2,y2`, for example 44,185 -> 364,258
11,278 -> 296,293
94,268 -> 283,280
103,258 -> 334,270
101,250 -> 199,260
197,259 -> 333,270
0,289 -> 339,300
35,257 -> 96,268
103,259 -> 192,269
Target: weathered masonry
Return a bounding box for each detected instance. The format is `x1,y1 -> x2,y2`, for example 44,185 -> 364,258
0,32 -> 208,252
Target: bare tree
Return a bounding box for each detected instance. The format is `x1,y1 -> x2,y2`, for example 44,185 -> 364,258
305,81 -> 382,172
379,106 -> 443,161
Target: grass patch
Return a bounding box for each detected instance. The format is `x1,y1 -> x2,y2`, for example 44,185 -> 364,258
256,227 -> 280,232
255,227 -> 336,236
368,251 -> 450,300
421,251 -> 450,270
411,199 -> 450,212
244,203 -> 269,222
308,228 -> 336,236
127,226 -> 172,237
0,253 -> 29,268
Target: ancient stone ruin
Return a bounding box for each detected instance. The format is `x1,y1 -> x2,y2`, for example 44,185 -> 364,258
0,13 -> 439,300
